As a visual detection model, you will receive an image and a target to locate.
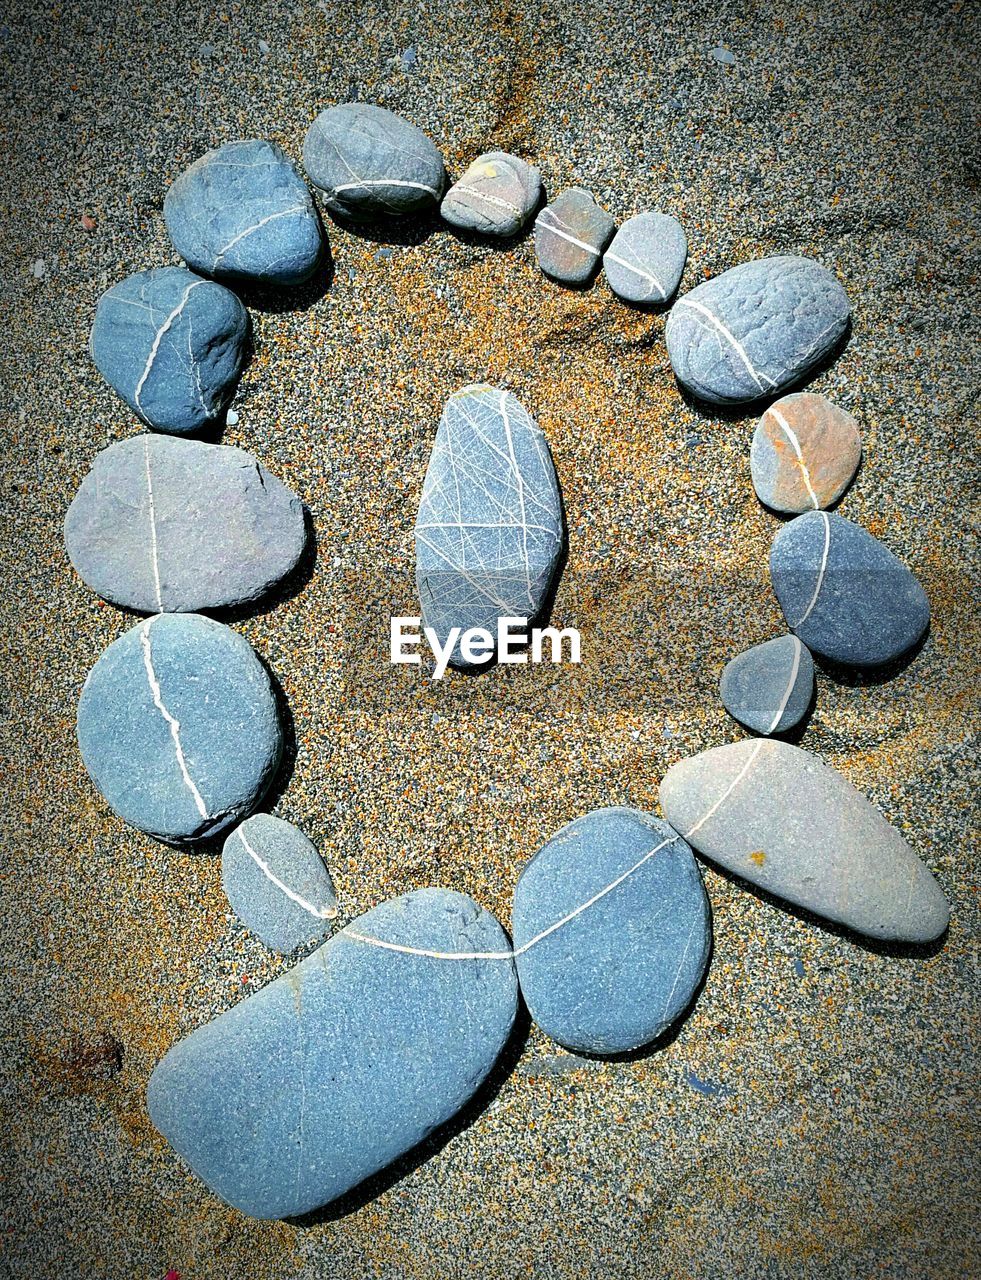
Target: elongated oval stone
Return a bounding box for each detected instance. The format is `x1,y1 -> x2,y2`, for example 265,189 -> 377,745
770,511 -> 930,667
76,614 -> 281,843
440,151 -> 541,237
164,139 -> 324,286
415,385 -> 564,669
535,187 -> 615,285
222,815 -> 337,953
302,102 -> 445,221
148,889 -> 517,1219
512,808 -> 711,1055
751,393 -> 861,513
659,740 -> 949,942
665,256 -> 850,405
65,435 -> 307,614
719,635 -> 815,735
603,212 -> 687,304
89,267 -> 250,435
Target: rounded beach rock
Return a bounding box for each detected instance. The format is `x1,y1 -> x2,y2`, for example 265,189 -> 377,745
76,613 -> 282,844
147,888 -> 517,1219
665,255 -> 850,405
89,266 -> 250,434
751,393 -> 862,513
770,511 -> 930,667
512,808 -> 711,1055
222,815 -> 337,953
603,212 -> 687,304
440,151 -> 541,237
164,138 -> 324,287
415,384 -> 564,670
720,635 -> 815,735
64,434 -> 307,614
659,739 -> 949,942
302,102 -> 445,221
534,187 -> 615,285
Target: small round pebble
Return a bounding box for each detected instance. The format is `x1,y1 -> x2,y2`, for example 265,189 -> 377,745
534,187 -> 615,286
440,151 -> 541,237
164,139 -> 324,287
720,635 -> 815,735
76,613 -> 282,844
89,266 -> 250,434
603,212 -> 687,304
302,102 -> 446,221
222,814 -> 337,953
751,392 -> 862,513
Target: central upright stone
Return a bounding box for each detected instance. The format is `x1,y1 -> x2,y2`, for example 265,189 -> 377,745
414,386 -> 564,671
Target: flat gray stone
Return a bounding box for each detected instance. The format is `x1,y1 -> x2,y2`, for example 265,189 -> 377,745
603,212 -> 687,304
76,613 -> 282,844
659,739 -> 949,942
302,102 -> 445,221
440,151 -> 541,237
222,815 -> 336,953
415,385 -> 564,669
535,187 -> 615,285
751,393 -> 862,513
64,435 -> 307,614
720,635 -> 815,735
148,889 -> 517,1218
665,256 -> 850,405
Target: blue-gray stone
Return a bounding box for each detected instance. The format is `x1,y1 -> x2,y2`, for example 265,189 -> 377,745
89,267 -> 250,435
440,152 -> 541,237
603,212 -> 688,304
660,740 -> 949,942
770,511 -> 930,667
147,888 -> 517,1219
512,808 -> 711,1055
665,256 -> 850,406
222,815 -> 337,953
64,434 -> 306,614
163,139 -> 324,287
415,385 -> 564,670
76,613 -> 281,844
302,102 -> 446,221
535,187 -> 616,285
720,635 -> 815,735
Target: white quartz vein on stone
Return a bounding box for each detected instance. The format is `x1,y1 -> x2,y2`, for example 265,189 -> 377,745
237,826 -> 337,921
767,637 -> 804,734
132,279 -> 208,419
535,210 -> 602,256
331,178 -> 441,197
672,297 -> 778,394
767,405 -> 821,509
791,512 -> 831,627
139,616 -> 208,819
212,203 -> 312,270
604,248 -> 666,299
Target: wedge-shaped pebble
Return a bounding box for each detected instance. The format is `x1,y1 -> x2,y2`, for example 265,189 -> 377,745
659,740 -> 949,942
751,392 -> 861,513
720,635 -> 815,735
148,889 -> 517,1219
440,151 -> 541,237
535,187 -> 615,285
302,102 -> 445,221
89,267 -> 250,434
512,808 -> 711,1055
164,139 -> 324,286
222,815 -> 337,953
76,613 -> 282,844
415,384 -> 564,669
65,435 -> 306,614
770,511 -> 929,667
665,256 -> 850,405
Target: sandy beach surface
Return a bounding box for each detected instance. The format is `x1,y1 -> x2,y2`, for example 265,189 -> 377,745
2,0 -> 978,1276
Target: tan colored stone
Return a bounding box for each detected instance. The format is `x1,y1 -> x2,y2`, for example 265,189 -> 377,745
750,392 -> 861,513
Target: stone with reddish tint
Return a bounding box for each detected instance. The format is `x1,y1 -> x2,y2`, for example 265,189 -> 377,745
751,393 -> 862,513
534,187 -> 615,286
440,151 -> 541,237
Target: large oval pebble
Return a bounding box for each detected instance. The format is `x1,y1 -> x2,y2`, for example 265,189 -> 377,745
77,613 -> 282,843
665,256 -> 850,406
770,511 -> 929,667
164,138 -> 324,287
89,267 -> 250,435
512,808 -> 710,1054
148,889 -> 517,1218
415,384 -> 564,669
659,739 -> 949,942
65,434 -> 307,614
302,102 -> 445,221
